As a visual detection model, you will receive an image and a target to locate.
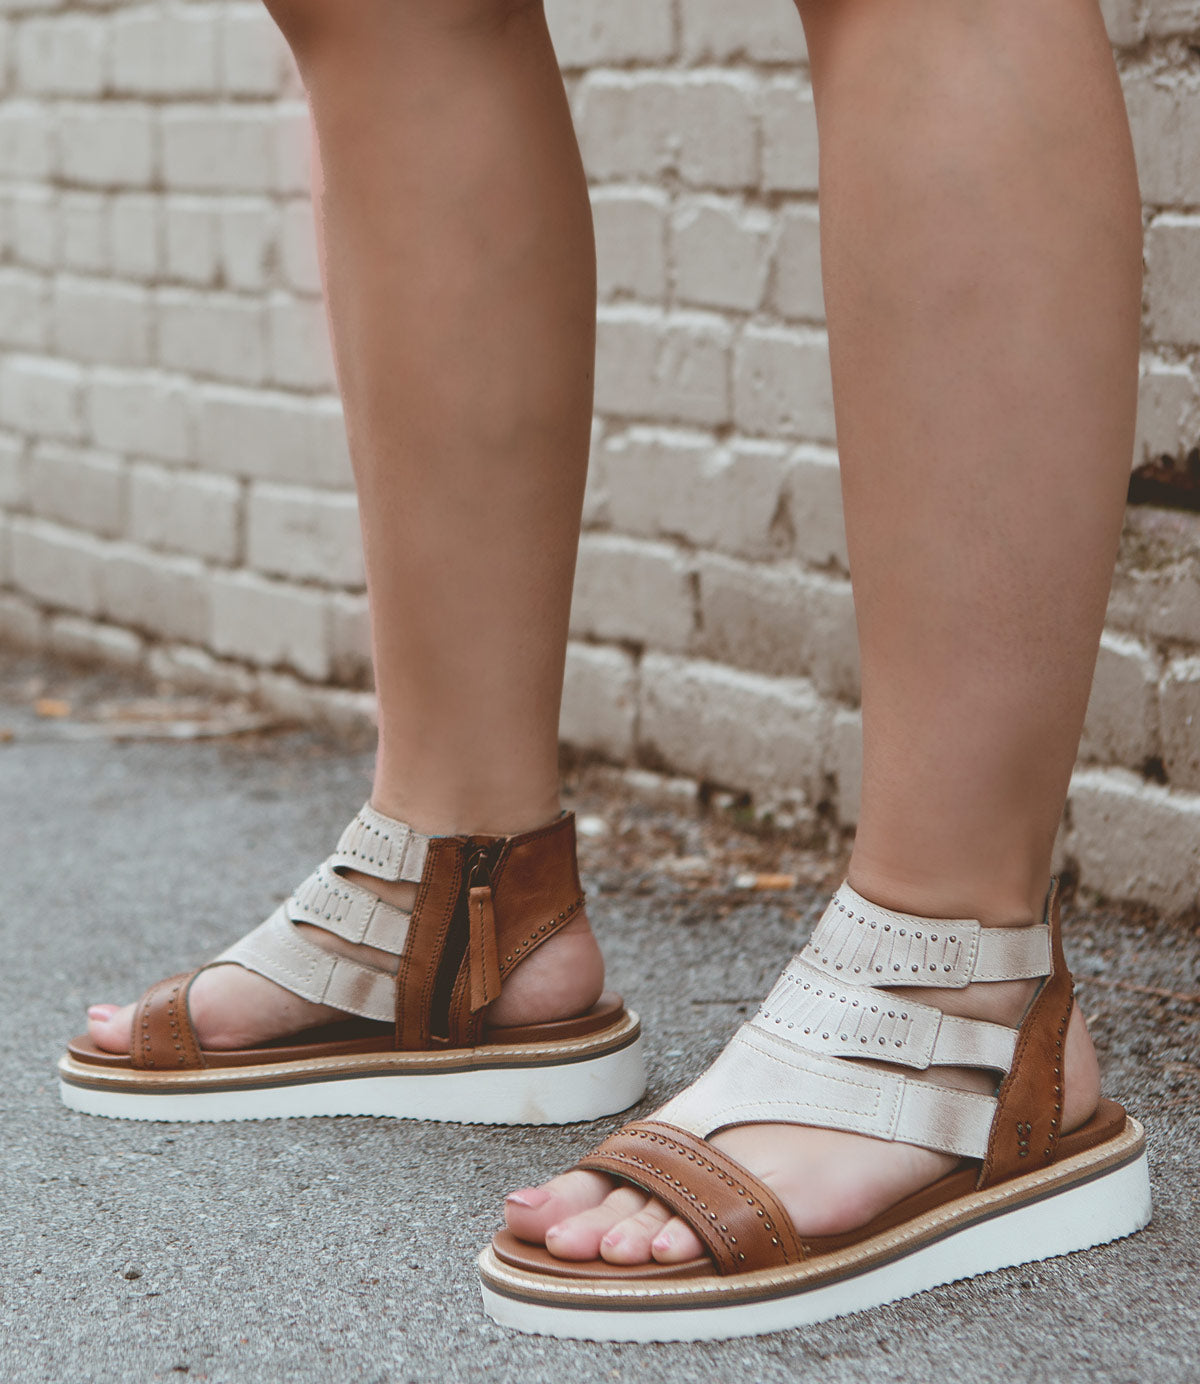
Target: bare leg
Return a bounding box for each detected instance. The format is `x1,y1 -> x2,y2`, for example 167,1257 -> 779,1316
89,0 -> 603,1050
509,0 -> 1142,1262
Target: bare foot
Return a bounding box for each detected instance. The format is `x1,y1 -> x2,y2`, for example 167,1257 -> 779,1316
504,972 -> 1101,1264
86,866 -> 605,1054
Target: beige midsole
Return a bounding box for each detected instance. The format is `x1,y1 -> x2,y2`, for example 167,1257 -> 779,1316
478,1115 -> 1145,1311
58,1010 -> 641,1095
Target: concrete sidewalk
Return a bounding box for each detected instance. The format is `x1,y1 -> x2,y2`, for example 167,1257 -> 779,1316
1,653 -> 1196,1384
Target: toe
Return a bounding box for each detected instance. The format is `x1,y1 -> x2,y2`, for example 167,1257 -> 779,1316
544,1185 -> 650,1262
87,1001 -> 135,1054
650,1215 -> 706,1264
599,1198 -> 671,1264
504,1169 -> 613,1243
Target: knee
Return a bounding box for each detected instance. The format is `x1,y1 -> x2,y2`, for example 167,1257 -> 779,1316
261,0 -> 541,62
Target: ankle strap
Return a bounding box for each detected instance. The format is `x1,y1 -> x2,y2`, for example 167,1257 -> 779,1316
328,802 -> 433,884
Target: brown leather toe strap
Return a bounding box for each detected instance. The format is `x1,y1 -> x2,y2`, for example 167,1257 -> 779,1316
131,971 -> 206,1071
576,1119 -> 803,1274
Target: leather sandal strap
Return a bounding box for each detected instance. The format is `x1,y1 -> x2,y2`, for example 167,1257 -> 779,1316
131,971 -> 206,1071
576,1120 -> 803,1274
328,803 -> 432,884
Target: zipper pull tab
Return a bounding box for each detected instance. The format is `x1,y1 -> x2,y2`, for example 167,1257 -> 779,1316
467,847 -> 502,1014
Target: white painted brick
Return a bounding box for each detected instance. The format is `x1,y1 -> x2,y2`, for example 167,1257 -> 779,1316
127,461 -> 240,564
271,102 -> 311,195
672,197 -> 771,312
761,79 -> 819,194
266,293 -> 337,390
99,541 -> 209,643
197,385 -> 352,488
1079,631 -> 1159,770
1160,655 -> 1200,791
157,288 -> 266,383
161,106 -> 274,193
0,511 -> 9,584
679,0 -> 807,63
1109,562 -> 1200,645
592,188 -> 667,302
16,14 -> 104,95
571,532 -> 696,652
781,444 -> 847,570
581,417 -> 608,527
164,196 -> 218,283
88,367 -> 193,463
111,6 -> 217,96
1175,81 -> 1200,204
595,305 -> 730,426
1144,0 -> 1200,35
11,185 -> 56,268
220,3 -> 288,97
47,612 -> 144,668
1124,72 -> 1181,207
1066,767 -> 1200,914
246,481 -> 362,587
25,441 -> 124,537
52,275 -> 152,366
0,432 -> 26,506
58,102 -> 154,187
694,553 -> 859,701
60,190 -> 108,273
110,192 -> 161,279
545,0 -> 675,67
0,266 -> 48,350
256,672 -> 377,740
8,514 -> 105,614
280,197 -> 321,295
219,198 -> 276,292
1100,0 -> 1146,43
0,589 -> 45,647
1135,356 -> 1197,464
0,354 -> 84,439
209,568 -> 330,680
831,705 -> 862,827
640,652 -> 830,798
561,640 -> 638,761
145,641 -> 258,698
734,324 -> 836,442
1146,215 -> 1200,346
772,203 -> 824,321
328,588 -> 372,687
0,100 -> 55,179
675,74 -> 759,190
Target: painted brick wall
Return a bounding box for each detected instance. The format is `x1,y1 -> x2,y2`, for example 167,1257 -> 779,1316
0,0 -> 1198,911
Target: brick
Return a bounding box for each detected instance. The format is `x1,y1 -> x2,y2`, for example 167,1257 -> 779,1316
157,288 -> 266,383
110,192 -> 161,279
8,515 -> 105,614
145,642 -> 258,698
0,590 -> 45,648
60,190 -> 108,273
592,188 -> 667,302
220,3 -> 289,96
26,441 -> 125,537
545,0 -> 675,67
0,355 -> 85,439
1146,215 -> 1200,346
52,276 -> 152,366
1124,73 -> 1181,207
111,7 -> 217,96
1135,357 -> 1197,464
127,461 -> 241,564
595,306 -> 730,426
772,203 -> 824,321
1079,631 -> 1160,770
266,293 -> 337,390
0,99 -> 54,179
679,0 -> 807,63
271,101 -> 312,195
16,14 -> 104,95
328,588 -> 372,687
197,385 -> 352,488
164,196 -> 219,284
1100,0 -> 1146,43
280,197 -> 321,295
47,613 -> 144,669
219,197 -> 276,291
1160,656 -> 1200,790
161,106 -> 274,193
1108,561 -> 1200,645
246,481 -> 363,587
570,532 -> 696,652
581,417 -> 608,527
640,652 -> 830,798
256,672 -> 377,739
675,75 -> 758,189
1066,767 -> 1200,914
1144,0 -> 1200,35
209,568 -> 330,680
87,367 -> 193,463
560,640 -> 638,761
672,197 -> 771,312
694,553 -> 859,700
99,541 -> 209,643
734,325 -> 836,443
830,705 -> 862,827
0,266 -> 48,350
58,102 -> 154,187
0,431 -> 26,506
10,186 -> 56,268
781,444 -> 847,570
761,79 -> 819,194
1175,81 -> 1200,204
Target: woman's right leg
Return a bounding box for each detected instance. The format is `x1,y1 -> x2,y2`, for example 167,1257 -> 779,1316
87,0 -> 603,1050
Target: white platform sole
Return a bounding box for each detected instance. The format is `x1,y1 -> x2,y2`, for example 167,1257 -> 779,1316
479,1121 -> 1150,1342
59,1024 -> 646,1125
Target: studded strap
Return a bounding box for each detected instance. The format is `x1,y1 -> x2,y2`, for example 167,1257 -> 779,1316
328,803 -> 431,883
130,971 -> 206,1071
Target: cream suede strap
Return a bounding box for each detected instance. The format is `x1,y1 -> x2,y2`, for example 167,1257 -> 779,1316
327,803 -> 431,883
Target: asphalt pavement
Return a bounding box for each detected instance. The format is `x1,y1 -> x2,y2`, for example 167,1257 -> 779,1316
1,652 -> 1197,1384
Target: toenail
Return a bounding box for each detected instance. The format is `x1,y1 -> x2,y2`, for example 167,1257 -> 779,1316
652,1233 -> 672,1253
505,1187 -> 550,1210
602,1231 -> 624,1249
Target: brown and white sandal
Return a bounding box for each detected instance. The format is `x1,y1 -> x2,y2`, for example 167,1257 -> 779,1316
58,805 -> 645,1124
478,879 -> 1150,1340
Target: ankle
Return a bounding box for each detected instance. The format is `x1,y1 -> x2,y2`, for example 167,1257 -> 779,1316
845,857 -> 1045,929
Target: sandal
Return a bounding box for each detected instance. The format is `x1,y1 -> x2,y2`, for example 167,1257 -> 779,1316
478,879 -> 1151,1341
59,805 -> 646,1124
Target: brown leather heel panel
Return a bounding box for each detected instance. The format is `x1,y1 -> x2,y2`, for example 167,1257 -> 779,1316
490,1229 -> 711,1281
483,992 -> 627,1046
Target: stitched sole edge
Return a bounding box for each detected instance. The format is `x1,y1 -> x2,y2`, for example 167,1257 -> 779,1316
57,1017 -> 645,1125
477,1117 -> 1150,1341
